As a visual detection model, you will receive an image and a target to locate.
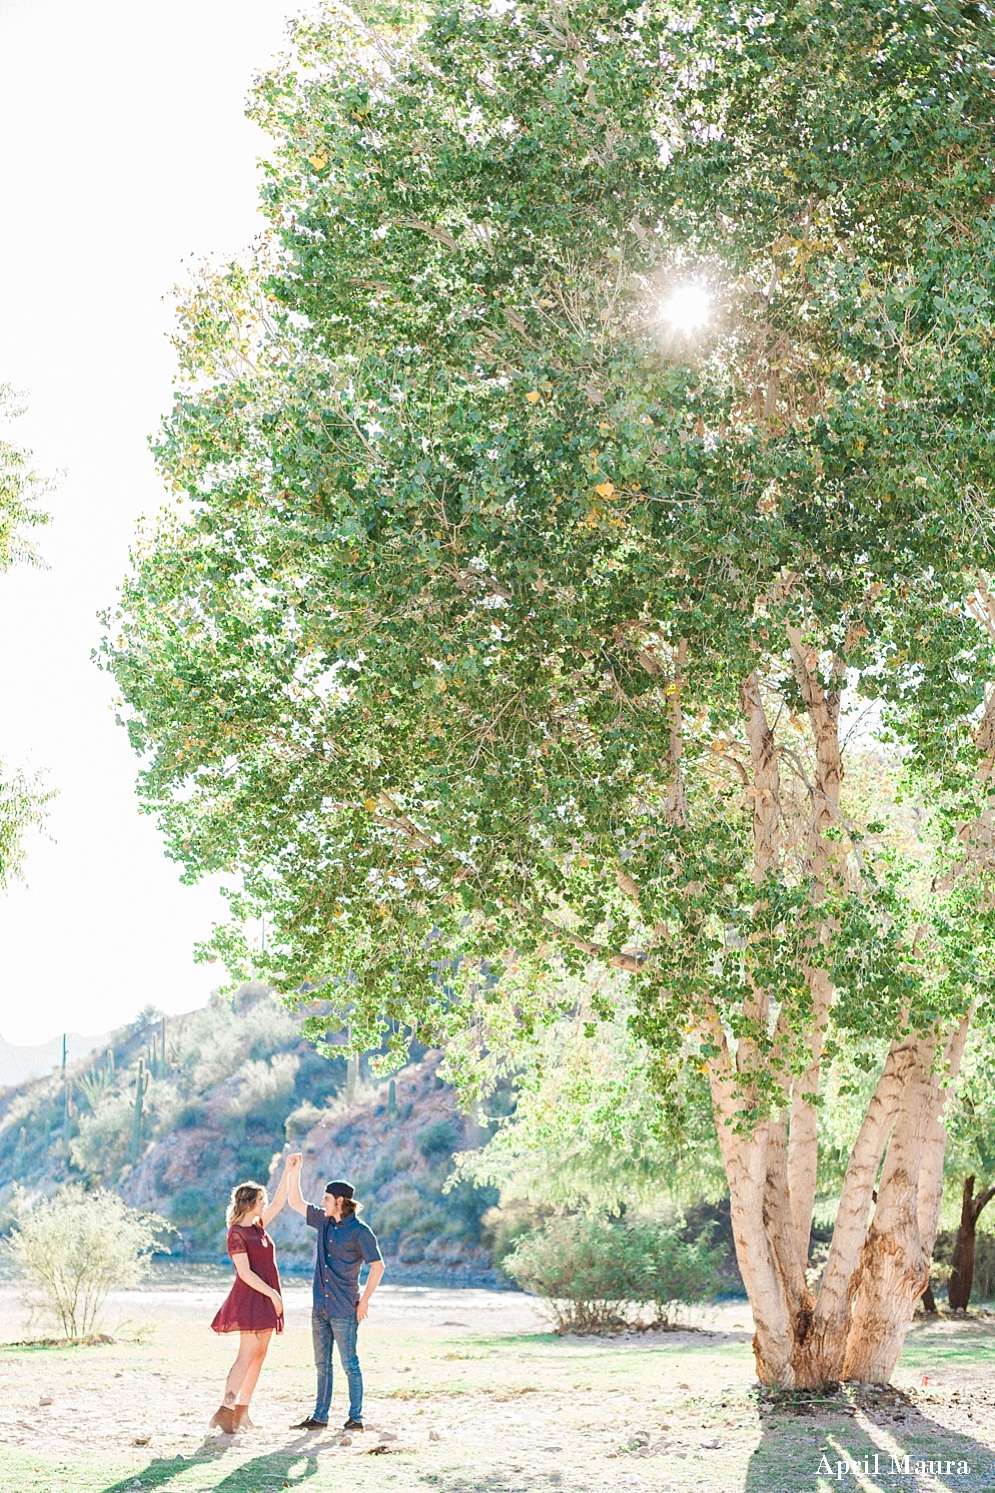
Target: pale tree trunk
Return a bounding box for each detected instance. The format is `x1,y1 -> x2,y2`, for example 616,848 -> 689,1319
842,1017 -> 969,1380
702,676 -> 816,1385
841,1037 -> 940,1381
704,1004 -> 807,1386
807,1037 -> 920,1380
785,628 -> 844,1276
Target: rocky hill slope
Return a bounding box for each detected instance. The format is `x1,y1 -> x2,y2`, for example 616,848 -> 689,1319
266,1050 -> 495,1279
0,989 -> 500,1277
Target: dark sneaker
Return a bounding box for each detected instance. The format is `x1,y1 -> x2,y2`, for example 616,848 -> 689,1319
291,1417 -> 328,1431
343,1418 -> 364,1431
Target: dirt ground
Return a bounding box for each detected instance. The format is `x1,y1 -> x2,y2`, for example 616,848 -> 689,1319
2,1271 -> 995,1493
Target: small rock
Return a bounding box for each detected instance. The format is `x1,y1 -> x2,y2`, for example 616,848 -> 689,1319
131,1436 -> 151,1446
428,1428 -> 441,1441
699,1438 -> 721,1449
38,1398 -> 53,1407
132,1482 -> 142,1489
340,1435 -> 352,1446
379,1431 -> 397,1441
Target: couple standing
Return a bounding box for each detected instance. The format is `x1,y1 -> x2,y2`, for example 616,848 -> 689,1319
210,1152 -> 384,1433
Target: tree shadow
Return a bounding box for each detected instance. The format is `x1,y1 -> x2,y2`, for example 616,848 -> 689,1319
743,1383 -> 995,1493
97,1433 -> 323,1493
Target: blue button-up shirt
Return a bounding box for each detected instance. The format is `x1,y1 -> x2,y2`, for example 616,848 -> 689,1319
306,1204 -> 382,1317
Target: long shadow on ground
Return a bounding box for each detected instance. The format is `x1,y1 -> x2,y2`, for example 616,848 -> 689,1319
98,1434 -> 322,1493
744,1384 -> 995,1493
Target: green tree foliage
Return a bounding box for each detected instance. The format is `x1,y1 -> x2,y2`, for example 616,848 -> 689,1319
455,975 -> 726,1213
104,0 -> 995,1385
4,1185 -> 168,1340
944,1035 -> 995,1191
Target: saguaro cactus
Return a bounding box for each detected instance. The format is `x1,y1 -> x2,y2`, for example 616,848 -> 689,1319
131,1059 -> 149,1165
387,1078 -> 397,1122
63,1078 -> 74,1163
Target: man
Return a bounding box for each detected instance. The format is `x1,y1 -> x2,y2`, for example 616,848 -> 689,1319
287,1161 -> 385,1432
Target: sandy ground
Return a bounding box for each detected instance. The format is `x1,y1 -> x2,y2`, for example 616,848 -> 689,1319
1,1273 -> 995,1491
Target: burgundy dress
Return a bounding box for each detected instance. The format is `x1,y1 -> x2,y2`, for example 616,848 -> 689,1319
211,1223 -> 283,1334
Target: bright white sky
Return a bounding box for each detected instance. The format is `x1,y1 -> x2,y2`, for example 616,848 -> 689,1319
0,0 -> 297,1043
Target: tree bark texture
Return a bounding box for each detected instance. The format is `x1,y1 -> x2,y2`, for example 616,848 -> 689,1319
784,629 -> 843,1278
948,1174 -> 995,1310
710,1024 -> 969,1387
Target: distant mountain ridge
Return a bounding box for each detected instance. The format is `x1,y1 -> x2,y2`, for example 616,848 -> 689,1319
0,1030 -> 111,1089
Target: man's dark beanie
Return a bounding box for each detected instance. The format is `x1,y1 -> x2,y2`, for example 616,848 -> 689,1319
324,1180 -> 355,1199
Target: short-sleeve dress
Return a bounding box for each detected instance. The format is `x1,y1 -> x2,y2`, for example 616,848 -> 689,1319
211,1223 -> 284,1334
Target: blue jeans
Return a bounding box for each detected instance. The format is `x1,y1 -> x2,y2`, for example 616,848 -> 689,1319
312,1308 -> 362,1423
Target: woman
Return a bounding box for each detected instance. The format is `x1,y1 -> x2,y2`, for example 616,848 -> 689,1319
209,1152 -> 301,1432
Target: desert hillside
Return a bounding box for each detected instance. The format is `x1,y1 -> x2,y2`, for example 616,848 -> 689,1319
0,989 -> 500,1278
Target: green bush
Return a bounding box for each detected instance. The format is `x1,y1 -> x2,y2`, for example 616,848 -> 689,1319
480,1202 -> 545,1268
503,1213 -> 721,1333
236,1143 -> 278,1177
443,1177 -> 499,1237
285,1100 -> 323,1142
418,1119 -> 459,1159
69,1093 -> 134,1182
170,1186 -> 224,1250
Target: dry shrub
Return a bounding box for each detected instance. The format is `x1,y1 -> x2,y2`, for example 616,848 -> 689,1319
4,1185 -> 169,1340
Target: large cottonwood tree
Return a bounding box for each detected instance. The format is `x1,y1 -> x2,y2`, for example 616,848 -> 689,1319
105,0 -> 995,1386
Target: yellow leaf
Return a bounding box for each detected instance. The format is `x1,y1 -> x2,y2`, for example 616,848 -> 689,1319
525,390 -> 541,403
364,798 -> 377,812
309,152 -> 327,169
594,481 -> 615,498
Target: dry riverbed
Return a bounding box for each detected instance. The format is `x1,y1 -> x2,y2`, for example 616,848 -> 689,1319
1,1272 -> 995,1492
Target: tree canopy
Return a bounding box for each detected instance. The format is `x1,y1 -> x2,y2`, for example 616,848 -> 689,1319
105,0 -> 995,1386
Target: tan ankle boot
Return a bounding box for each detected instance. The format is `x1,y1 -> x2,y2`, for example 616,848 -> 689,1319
233,1404 -> 255,1429
210,1405 -> 236,1434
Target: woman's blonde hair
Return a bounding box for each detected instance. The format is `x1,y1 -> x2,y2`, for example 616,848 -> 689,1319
227,1182 -> 267,1227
